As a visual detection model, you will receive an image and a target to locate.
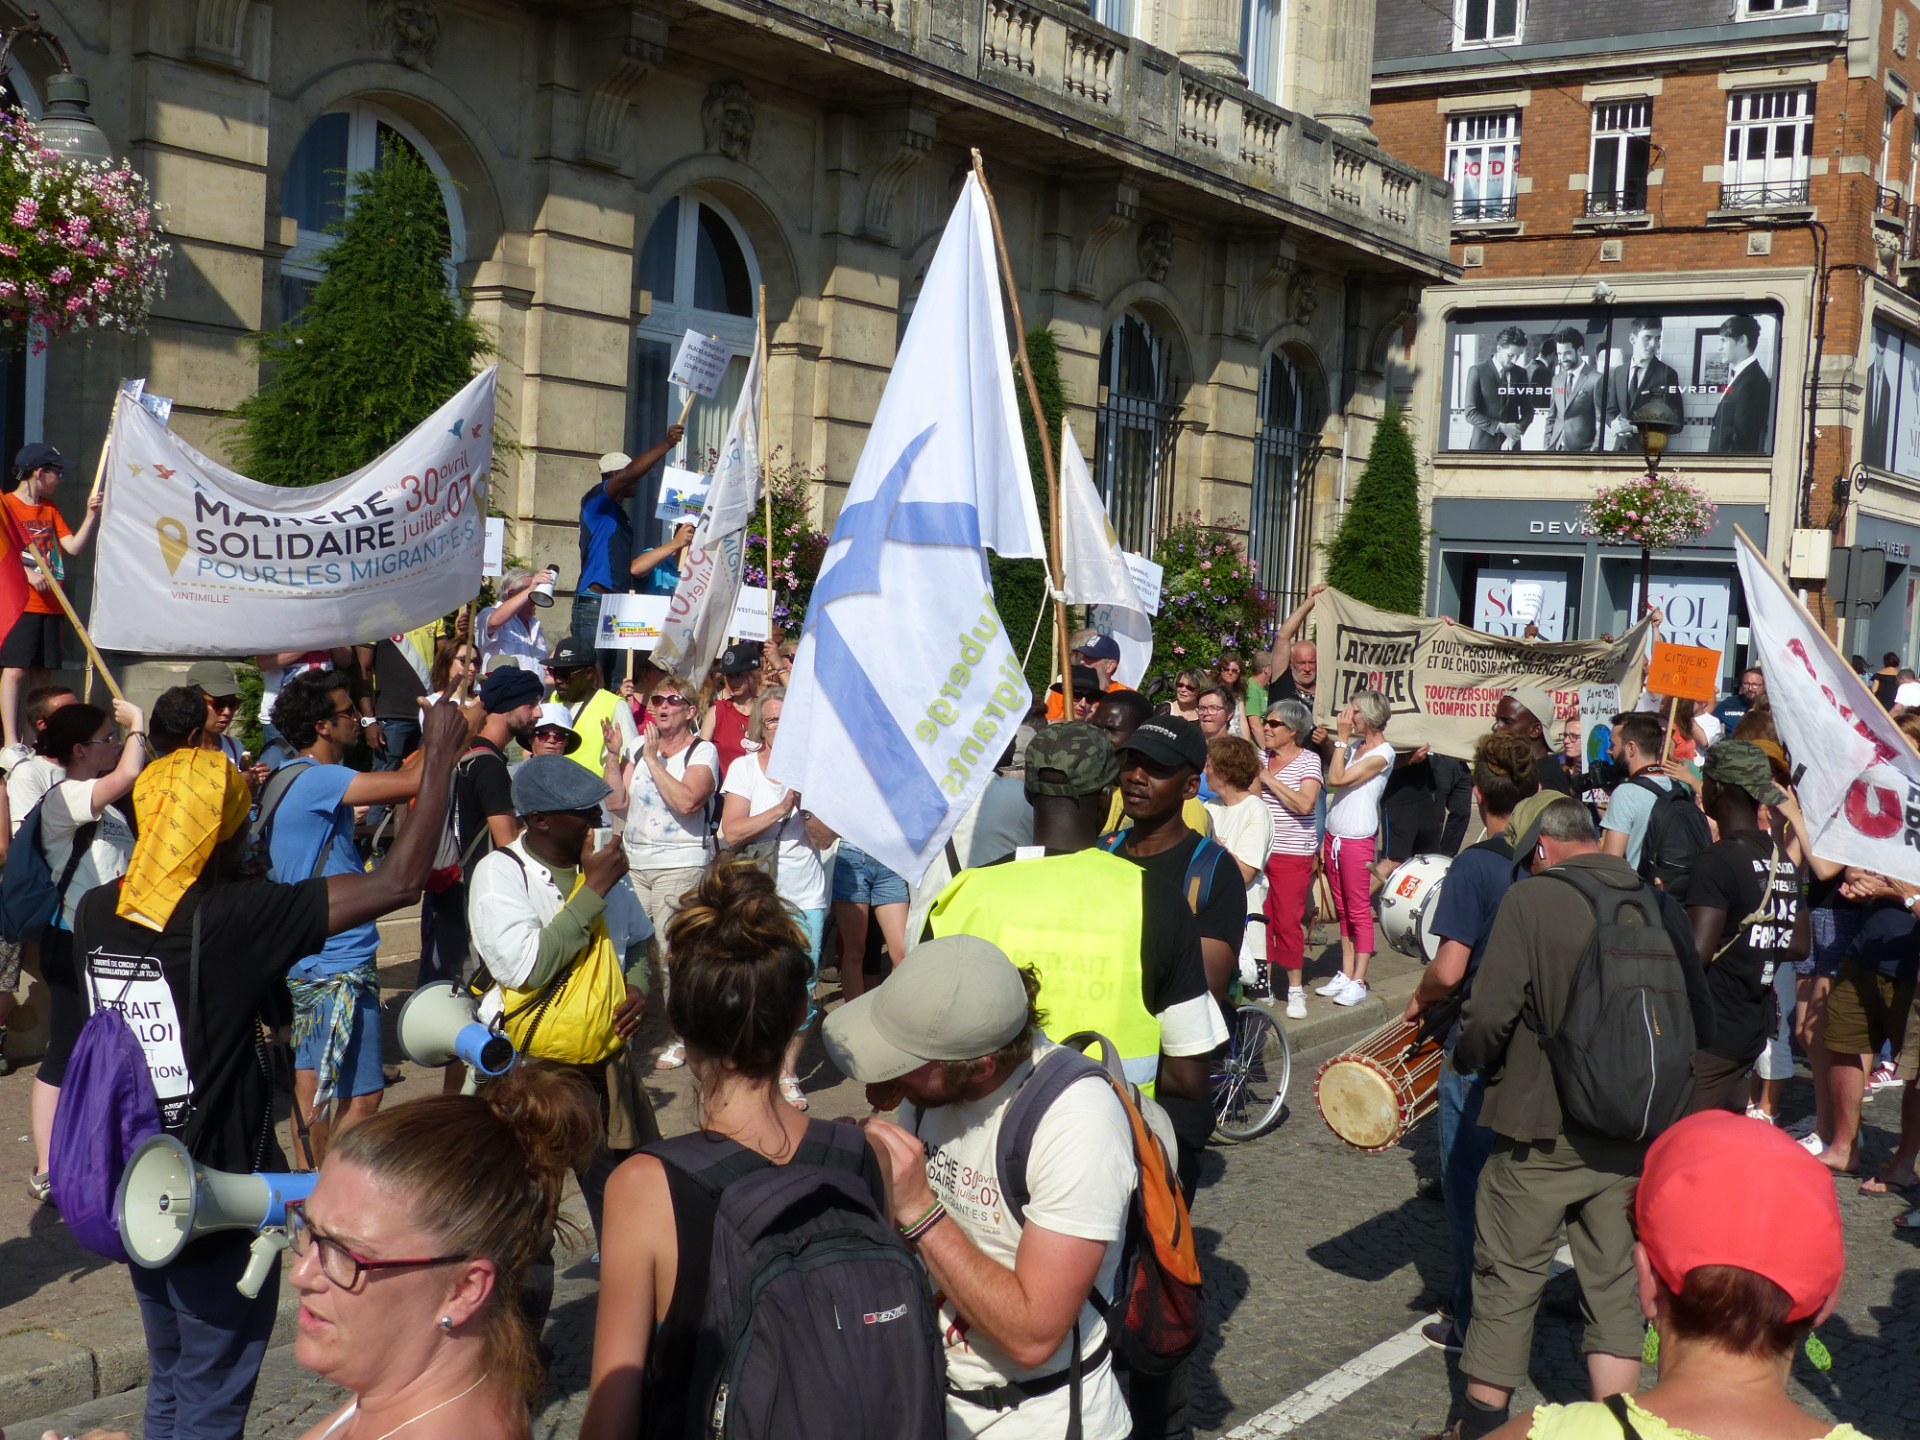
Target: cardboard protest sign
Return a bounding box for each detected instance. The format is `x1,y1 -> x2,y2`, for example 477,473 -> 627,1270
1123,552 -> 1164,614
657,466 -> 709,524
1312,587 -> 1649,759
1646,642 -> 1721,703
482,516 -> 505,578
668,331 -> 731,398
594,593 -> 670,649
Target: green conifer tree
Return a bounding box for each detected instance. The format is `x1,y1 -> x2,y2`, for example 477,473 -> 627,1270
1325,405 -> 1426,614
229,140 -> 489,484
996,325 -> 1068,690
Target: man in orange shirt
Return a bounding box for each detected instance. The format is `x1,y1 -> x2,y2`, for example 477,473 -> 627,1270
1043,632 -> 1125,720
1,444 -> 102,754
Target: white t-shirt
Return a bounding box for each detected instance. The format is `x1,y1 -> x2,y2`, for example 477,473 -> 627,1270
621,737 -> 718,871
1327,739 -> 1396,840
476,604 -> 549,674
42,778 -> 136,931
720,754 -> 829,912
5,754 -> 62,836
259,652 -> 334,730
1207,793 -> 1273,915
901,1043 -> 1134,1440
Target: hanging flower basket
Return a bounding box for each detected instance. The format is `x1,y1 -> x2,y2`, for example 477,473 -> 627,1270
1582,469 -> 1717,552
0,107 -> 168,351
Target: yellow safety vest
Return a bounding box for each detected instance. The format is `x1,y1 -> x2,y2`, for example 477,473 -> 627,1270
928,848 -> 1162,1092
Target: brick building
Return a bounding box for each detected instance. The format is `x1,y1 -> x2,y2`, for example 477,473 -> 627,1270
1372,0 -> 1920,672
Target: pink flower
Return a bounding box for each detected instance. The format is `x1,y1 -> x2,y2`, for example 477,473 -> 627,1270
49,267 -> 71,286
10,197 -> 36,225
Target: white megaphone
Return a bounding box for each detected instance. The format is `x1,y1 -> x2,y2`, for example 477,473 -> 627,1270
398,981 -> 516,1076
115,1133 -> 317,1295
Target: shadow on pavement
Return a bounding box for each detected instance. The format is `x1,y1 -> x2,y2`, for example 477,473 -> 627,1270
0,1192 -> 110,1309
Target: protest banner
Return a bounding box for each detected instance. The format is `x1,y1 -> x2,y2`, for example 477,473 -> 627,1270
1312,587 -> 1650,759
1646,642 -> 1720,703
1578,683 -> 1622,769
1059,426 -> 1154,686
669,331 -> 731,398
656,465 -> 709,524
729,586 -> 771,643
1735,528 -> 1920,884
482,516 -> 505,578
91,368 -> 495,655
594,593 -> 670,649
1123,552 -> 1164,615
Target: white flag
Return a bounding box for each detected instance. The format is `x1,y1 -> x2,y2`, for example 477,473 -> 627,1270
1058,425 -> 1153,687
653,335 -> 763,683
1735,530 -> 1920,883
771,173 -> 1045,881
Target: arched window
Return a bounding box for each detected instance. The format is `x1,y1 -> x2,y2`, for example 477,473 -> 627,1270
630,193 -> 761,471
279,103 -> 466,320
1250,349 -> 1325,617
1093,311 -> 1178,553
0,60 -> 46,468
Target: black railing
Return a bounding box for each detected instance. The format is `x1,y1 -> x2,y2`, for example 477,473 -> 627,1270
1877,184 -> 1905,217
1452,194 -> 1518,222
1720,179 -> 1811,210
1584,189 -> 1648,217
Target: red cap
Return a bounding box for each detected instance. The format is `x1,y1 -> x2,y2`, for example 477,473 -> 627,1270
1635,1111 -> 1843,1322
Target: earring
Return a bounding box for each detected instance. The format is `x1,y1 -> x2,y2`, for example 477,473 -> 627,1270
439,1316 -> 453,1333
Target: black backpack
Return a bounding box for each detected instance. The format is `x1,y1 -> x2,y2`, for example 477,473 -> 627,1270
0,799 -> 96,944
1626,775 -> 1713,903
648,1119 -> 946,1440
1532,866 -> 1697,1142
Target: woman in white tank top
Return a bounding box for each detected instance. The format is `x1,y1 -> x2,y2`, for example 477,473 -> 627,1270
1318,689 -> 1396,1005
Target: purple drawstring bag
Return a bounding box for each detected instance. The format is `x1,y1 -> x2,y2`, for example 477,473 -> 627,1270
49,1006 -> 162,1262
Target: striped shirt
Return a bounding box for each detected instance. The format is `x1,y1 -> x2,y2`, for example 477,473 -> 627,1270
1261,749 -> 1323,856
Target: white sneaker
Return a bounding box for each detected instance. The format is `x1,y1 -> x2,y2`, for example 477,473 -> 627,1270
1797,1132 -> 1828,1156
1285,989 -> 1308,1020
1314,975 -> 1349,995
1334,979 -> 1370,1006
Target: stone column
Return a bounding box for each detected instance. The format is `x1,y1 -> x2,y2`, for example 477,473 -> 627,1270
1313,0 -> 1376,139
1179,0 -> 1247,82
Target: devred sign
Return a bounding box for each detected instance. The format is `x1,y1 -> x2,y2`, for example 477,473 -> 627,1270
1646,642 -> 1721,703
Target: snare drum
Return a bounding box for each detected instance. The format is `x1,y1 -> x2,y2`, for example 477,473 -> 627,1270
1377,854 -> 1451,962
1315,1017 -> 1445,1152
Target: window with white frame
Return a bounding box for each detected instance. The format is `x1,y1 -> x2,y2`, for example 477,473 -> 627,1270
1722,88 -> 1813,208
1454,0 -> 1522,48
1243,0 -> 1285,102
1088,0 -> 1134,33
280,103 -> 465,322
1588,99 -> 1652,215
1447,111 -> 1522,222
1737,0 -> 1811,16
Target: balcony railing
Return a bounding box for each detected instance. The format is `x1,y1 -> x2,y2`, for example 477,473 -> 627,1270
1584,189 -> 1648,218
1452,194 -> 1518,223
1876,184 -> 1905,218
1719,179 -> 1811,210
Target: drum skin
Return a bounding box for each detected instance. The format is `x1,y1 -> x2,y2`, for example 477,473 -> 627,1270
1315,1016 -> 1445,1153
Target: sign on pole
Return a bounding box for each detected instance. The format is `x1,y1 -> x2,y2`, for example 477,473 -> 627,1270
593,594 -> 670,649
1646,642 -> 1721,703
668,331 -> 732,398
482,517 -> 505,578
656,465 -> 709,524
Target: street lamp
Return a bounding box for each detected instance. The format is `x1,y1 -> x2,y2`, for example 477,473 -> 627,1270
1630,393 -> 1685,617
0,12 -> 114,166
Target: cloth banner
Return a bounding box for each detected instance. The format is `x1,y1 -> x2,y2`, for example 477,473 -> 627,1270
1059,425 -> 1152,687
91,368 -> 496,655
1735,530 -> 1920,883
652,333 -> 763,683
1313,587 -> 1650,758
772,172 -> 1046,882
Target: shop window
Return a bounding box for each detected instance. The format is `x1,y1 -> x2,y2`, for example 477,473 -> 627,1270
1722,88 -> 1813,209
1454,0 -> 1522,48
1587,99 -> 1652,217
1250,351 -> 1323,620
1447,110 -> 1521,222
1093,312 -> 1178,555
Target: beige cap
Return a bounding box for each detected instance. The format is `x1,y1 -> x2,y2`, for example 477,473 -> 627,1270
822,935 -> 1031,1082
597,451 -> 632,475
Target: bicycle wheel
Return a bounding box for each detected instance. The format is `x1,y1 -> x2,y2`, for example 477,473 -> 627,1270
1212,1003 -> 1291,1142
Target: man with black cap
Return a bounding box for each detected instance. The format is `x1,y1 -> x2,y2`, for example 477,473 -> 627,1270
469,754 -> 656,1243
546,634 -> 639,771
1104,715 -> 1247,1017
1045,635 -> 1124,719
417,665 -> 544,996
1047,663 -> 1104,722
699,639 -> 761,777
825,935 -> 1139,1440
1492,685 -> 1575,797
1,441 -> 101,752
573,429 -> 685,675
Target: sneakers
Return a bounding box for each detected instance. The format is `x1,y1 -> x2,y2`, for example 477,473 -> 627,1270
1746,1104 -> 1775,1123
1285,988 -> 1308,1020
1334,977 -> 1370,1006
1798,1132 -> 1828,1157
1420,1318 -> 1465,1353
1314,974 -> 1349,996
1869,1061 -> 1900,1093
27,1170 -> 51,1204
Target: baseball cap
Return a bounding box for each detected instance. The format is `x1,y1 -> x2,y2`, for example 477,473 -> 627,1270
545,635 -> 596,673
1119,715 -> 1206,772
821,935 -> 1032,1082
719,641 -> 760,676
597,451 -> 631,475
532,701 -> 582,754
1637,1110 -> 1844,1322
1076,634 -> 1121,664
13,442 -> 64,474
184,660 -> 243,697
1504,788 -> 1565,876
1023,721 -> 1120,798
479,666 -> 543,713
1508,685 -> 1557,730
511,753 -> 611,815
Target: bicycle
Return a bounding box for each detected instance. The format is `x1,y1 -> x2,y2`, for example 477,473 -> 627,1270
1211,1000 -> 1291,1141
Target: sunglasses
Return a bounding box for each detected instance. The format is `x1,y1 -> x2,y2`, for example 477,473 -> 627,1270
648,694 -> 689,708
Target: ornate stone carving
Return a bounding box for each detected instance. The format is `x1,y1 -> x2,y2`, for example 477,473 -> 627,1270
1137,219 -> 1173,283
1288,269 -> 1318,326
193,0 -> 250,70
862,108 -> 938,243
1071,183 -> 1139,297
1236,248 -> 1291,337
581,14 -> 668,170
368,0 -> 440,71
703,81 -> 756,162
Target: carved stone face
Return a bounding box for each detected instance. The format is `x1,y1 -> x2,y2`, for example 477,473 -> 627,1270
704,82 -> 756,162
1137,220 -> 1173,283
370,0 -> 440,70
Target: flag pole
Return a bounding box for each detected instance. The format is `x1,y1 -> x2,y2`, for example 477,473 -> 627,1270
970,149 -> 1071,717
759,285 -> 774,645
24,552 -> 125,705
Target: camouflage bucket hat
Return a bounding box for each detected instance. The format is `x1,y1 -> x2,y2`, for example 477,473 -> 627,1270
1024,721 -> 1121,798
1702,738 -> 1786,807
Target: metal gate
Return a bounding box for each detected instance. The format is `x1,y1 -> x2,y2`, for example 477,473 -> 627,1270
1249,351 -> 1323,629
1093,312 -> 1179,554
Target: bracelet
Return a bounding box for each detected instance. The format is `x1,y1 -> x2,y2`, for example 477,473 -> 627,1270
899,1198 -> 947,1243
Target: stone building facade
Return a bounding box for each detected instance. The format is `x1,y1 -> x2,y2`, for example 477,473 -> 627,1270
0,0 -> 1450,648
1373,0 -> 1920,672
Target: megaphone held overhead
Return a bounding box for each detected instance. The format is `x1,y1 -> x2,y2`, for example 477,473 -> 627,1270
115,1133 -> 317,1271
398,981 -> 515,1076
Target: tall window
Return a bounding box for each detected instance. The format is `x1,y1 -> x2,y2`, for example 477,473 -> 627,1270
1088,0 -> 1134,32
1447,111 -> 1521,222
631,194 -> 760,485
1739,0 -> 1812,15
1454,0 -> 1522,47
1250,352 -> 1323,620
1243,0 -> 1284,102
1881,99 -> 1900,186
1093,313 -> 1177,554
280,104 -> 465,320
1722,88 -> 1813,208
1588,99 -> 1652,216
0,61 -> 45,466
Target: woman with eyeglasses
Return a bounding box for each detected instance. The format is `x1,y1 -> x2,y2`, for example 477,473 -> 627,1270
288,1064 -> 600,1440
1193,686 -> 1234,800
1213,651 -> 1253,741
1255,699 -> 1323,1019
24,698 -> 146,1202
607,681 -> 717,1071
718,686 -> 838,1109
1165,668 -> 1208,722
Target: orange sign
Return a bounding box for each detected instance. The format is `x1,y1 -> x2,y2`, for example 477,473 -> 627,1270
1646,641 -> 1721,703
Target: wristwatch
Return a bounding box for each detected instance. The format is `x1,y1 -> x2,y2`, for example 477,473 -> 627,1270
359,716 -> 378,729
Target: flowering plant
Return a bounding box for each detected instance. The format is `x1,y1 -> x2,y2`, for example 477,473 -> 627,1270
1145,513 -> 1272,689
1582,469 -> 1717,551
0,108 -> 168,349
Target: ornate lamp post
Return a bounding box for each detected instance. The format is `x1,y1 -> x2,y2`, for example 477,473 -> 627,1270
1630,394 -> 1686,616
1581,394 -> 1713,623
0,12 -> 114,165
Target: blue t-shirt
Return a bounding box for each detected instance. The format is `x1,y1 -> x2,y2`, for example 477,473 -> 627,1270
1428,834 -> 1516,1052
265,759 -> 376,979
577,481 -> 634,594
1847,901 -> 1920,983
642,552 -> 681,595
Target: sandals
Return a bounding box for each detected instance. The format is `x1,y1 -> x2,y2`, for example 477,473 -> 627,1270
1860,1170 -> 1920,1197
1894,1205 -> 1920,1231
780,1076 -> 809,1111
655,1040 -> 686,1070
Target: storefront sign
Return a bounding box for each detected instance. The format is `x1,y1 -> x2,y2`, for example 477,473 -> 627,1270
1471,569 -> 1568,640
1430,499 -> 1766,552
1632,574 -> 1732,653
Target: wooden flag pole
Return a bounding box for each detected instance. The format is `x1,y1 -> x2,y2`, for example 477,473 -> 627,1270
759,285 -> 775,644
86,392 -> 122,507
25,552 -> 125,705
451,601 -> 476,702
970,149 -> 1070,716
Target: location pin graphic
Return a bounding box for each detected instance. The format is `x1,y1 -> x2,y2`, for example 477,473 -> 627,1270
155,517 -> 189,574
